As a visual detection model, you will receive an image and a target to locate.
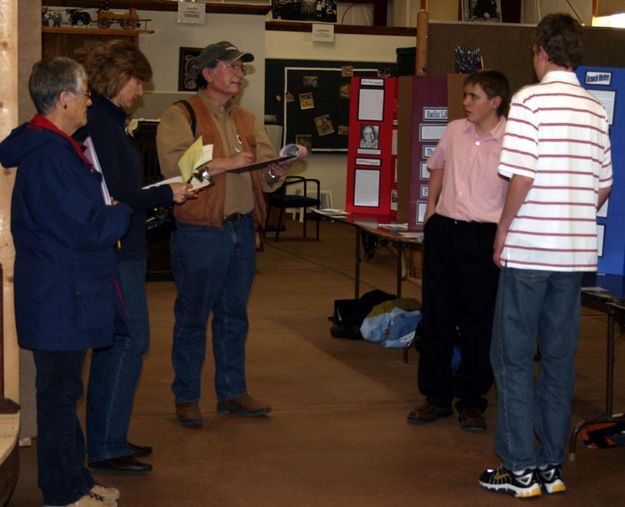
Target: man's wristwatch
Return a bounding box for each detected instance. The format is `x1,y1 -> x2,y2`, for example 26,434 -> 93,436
266,168 -> 280,181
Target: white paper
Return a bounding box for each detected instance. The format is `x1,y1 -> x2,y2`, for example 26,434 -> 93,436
419,124 -> 446,141
354,169 -> 380,207
142,175 -> 210,191
358,88 -> 384,121
417,202 -> 427,223
588,89 -> 616,125
378,223 -> 408,231
597,223 -> 605,257
598,198 -> 609,218
355,157 -> 381,167
177,1 -> 206,24
399,232 -> 424,240
312,23 -> 334,42
83,136 -> 112,205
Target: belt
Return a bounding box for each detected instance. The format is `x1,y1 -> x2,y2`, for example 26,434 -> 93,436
224,213 -> 245,222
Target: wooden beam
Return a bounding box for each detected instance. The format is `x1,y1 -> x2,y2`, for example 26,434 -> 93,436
372,0 -> 387,26
42,1 -> 271,15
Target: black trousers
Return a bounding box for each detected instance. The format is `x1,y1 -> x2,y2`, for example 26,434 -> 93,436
417,214 -> 499,412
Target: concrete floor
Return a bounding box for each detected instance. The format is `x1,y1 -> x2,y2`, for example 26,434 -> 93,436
7,219 -> 625,506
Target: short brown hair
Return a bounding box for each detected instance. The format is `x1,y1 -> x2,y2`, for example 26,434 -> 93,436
534,13 -> 583,69
464,70 -> 510,117
85,39 -> 152,99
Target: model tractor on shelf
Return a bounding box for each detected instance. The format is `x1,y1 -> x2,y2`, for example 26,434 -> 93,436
97,8 -> 141,30
42,7 -> 62,27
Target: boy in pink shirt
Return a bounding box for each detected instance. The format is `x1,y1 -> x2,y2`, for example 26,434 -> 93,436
407,70 -> 509,432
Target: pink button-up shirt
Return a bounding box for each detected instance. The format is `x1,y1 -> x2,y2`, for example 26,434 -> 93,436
427,117 -> 507,223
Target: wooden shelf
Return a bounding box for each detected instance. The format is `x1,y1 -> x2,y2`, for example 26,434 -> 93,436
42,1 -> 271,16
42,27 -> 153,36
42,25 -> 153,62
266,20 -> 416,37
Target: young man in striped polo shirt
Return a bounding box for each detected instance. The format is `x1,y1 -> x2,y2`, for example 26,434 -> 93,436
479,13 -> 613,499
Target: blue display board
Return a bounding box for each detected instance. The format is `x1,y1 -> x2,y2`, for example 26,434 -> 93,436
577,66 -> 625,275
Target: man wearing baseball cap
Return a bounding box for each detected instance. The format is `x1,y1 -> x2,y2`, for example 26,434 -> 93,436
157,41 -> 294,427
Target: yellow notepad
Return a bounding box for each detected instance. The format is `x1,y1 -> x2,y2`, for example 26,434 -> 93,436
177,137 -> 213,182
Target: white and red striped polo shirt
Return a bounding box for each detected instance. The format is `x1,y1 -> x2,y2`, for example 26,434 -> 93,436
498,70 -> 613,271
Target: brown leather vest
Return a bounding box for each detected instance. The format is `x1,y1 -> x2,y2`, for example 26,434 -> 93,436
173,94 -> 267,227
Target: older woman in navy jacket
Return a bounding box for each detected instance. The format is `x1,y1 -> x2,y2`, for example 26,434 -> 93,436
0,57 -> 130,507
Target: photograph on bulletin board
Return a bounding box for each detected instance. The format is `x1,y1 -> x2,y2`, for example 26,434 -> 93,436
462,0 -> 502,22
272,0 -> 337,23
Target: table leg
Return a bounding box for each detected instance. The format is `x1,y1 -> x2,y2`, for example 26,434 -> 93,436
354,227 -> 361,299
396,242 -> 403,297
606,310 -> 615,416
569,307 -> 619,461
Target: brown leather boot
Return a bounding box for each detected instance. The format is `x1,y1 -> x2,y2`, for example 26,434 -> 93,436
175,401 -> 203,427
216,394 -> 271,417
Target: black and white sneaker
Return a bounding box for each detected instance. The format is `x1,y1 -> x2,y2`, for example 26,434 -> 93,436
538,465 -> 566,494
479,465 -> 541,498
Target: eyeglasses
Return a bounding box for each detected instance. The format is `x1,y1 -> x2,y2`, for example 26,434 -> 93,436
218,61 -> 248,75
73,89 -> 91,99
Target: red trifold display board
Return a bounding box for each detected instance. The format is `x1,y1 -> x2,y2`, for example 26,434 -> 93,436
345,77 -> 398,216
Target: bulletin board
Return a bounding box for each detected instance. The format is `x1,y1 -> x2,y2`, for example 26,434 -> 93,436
265,59 -> 396,152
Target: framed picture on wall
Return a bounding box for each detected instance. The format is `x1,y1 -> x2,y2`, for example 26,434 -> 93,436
178,47 -> 202,91
462,0 -> 502,22
272,0 -> 337,23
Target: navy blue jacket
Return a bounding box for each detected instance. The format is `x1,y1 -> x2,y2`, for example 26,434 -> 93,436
0,119 -> 132,351
76,95 -> 173,262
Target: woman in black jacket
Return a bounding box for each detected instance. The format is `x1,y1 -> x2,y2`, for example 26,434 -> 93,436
78,40 -> 195,474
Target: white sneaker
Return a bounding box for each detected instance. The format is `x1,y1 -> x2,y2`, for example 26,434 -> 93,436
91,484 -> 120,502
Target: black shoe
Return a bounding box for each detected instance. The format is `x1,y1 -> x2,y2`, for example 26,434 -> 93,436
479,466 -> 541,498
406,400 -> 452,424
89,455 -> 153,474
537,465 -> 566,494
129,442 -> 153,457
458,407 -> 487,432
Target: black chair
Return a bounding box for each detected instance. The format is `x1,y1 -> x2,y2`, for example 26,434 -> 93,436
265,176 -> 321,241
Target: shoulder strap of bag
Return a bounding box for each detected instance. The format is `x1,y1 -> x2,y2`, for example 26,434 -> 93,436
174,99 -> 197,138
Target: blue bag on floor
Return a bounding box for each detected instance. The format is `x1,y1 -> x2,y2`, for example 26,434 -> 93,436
360,298 -> 421,349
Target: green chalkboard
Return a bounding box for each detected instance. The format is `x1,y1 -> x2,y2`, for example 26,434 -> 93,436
265,59 -> 396,153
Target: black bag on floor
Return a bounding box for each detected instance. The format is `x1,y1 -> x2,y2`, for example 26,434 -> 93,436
330,289 -> 396,340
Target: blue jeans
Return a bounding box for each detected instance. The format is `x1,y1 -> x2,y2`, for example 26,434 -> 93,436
33,350 -> 95,505
86,259 -> 149,461
491,267 -> 582,471
171,215 -> 256,402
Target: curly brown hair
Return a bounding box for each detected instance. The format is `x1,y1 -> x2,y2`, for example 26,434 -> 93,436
85,39 -> 152,99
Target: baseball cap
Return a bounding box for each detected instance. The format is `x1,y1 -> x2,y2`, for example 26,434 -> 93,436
197,41 -> 254,70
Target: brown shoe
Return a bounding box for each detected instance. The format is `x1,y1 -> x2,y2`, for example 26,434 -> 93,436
406,400 -> 452,424
175,402 -> 203,427
217,394 -> 271,417
458,407 -> 486,432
